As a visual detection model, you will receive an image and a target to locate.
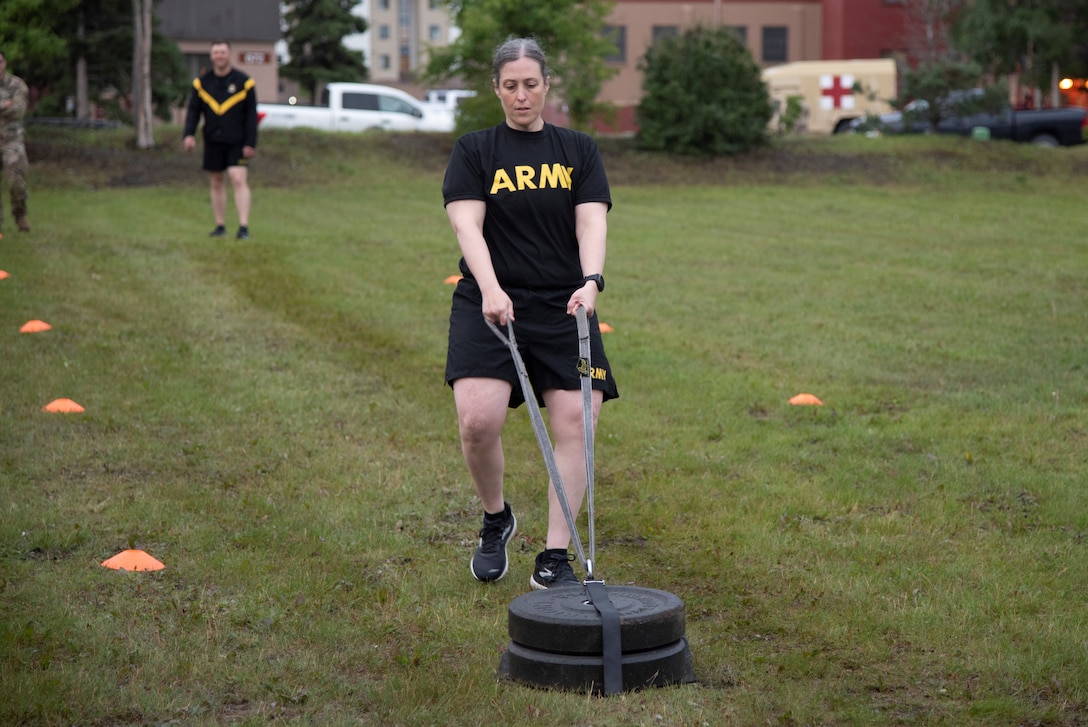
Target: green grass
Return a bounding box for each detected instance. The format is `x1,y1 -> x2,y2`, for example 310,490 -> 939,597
2,126 -> 1088,725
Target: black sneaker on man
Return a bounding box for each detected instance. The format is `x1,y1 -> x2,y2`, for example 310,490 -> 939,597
208,225 -> 226,238
470,503 -> 516,582
530,549 -> 581,590
236,226 -> 249,240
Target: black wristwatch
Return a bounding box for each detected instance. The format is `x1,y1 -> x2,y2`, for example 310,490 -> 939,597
583,274 -> 605,292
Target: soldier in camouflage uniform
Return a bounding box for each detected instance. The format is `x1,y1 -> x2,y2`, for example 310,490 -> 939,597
0,50 -> 30,233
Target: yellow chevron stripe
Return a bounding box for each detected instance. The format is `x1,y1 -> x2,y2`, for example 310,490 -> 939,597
193,77 -> 255,116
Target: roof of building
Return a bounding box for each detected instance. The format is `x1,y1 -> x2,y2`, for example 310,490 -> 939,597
158,0 -> 281,43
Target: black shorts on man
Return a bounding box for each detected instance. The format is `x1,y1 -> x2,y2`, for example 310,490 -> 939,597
203,141 -> 248,172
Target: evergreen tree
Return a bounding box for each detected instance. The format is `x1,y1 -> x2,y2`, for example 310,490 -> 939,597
281,0 -> 368,104
636,26 -> 771,156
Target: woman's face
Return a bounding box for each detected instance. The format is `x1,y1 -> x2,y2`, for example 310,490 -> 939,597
494,56 -> 550,132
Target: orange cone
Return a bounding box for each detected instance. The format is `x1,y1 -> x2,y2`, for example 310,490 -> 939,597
43,398 -> 85,413
599,322 -> 614,333
20,320 -> 52,333
0,269 -> 9,279
101,549 -> 165,571
444,274 -> 463,284
789,393 -> 824,406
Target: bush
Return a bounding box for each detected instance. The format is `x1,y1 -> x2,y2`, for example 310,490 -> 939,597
636,26 -> 772,155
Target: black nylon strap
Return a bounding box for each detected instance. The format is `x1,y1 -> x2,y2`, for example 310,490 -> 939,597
585,581 -> 622,695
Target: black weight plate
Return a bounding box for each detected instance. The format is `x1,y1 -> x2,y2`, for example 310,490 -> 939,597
507,585 -> 686,655
497,637 -> 695,693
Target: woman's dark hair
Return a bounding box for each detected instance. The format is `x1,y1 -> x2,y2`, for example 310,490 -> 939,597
491,37 -> 548,83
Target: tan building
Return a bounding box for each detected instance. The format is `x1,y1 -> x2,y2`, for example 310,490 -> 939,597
365,0 -> 455,87
159,0 -> 281,116
601,2 -> 824,110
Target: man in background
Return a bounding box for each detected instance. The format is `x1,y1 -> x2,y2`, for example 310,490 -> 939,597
0,50 -> 30,235
183,39 -> 258,240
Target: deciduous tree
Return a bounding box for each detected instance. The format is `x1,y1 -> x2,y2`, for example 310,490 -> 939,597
132,0 -> 154,148
0,0 -> 81,90
900,0 -> 967,64
953,0 -> 1088,102
24,0 -> 185,122
424,0 -> 617,134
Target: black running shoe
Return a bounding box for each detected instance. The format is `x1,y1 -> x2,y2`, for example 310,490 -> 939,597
236,227 -> 250,240
530,549 -> 581,590
470,504 -> 516,582
208,225 -> 226,238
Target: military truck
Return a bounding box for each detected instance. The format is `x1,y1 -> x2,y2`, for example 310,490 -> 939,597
762,58 -> 898,135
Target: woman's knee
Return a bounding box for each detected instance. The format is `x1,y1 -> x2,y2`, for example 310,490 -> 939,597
458,409 -> 503,447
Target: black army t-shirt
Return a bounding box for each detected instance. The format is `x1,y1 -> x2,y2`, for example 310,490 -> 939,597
442,122 -> 612,290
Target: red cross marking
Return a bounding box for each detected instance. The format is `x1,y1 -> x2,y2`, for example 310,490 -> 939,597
821,76 -> 852,108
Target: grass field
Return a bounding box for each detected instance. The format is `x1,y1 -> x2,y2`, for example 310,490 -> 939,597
2,126 -> 1087,726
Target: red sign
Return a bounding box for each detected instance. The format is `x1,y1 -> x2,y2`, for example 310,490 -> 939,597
820,75 -> 852,108
240,51 -> 271,65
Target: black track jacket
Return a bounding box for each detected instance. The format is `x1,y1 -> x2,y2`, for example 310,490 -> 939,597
184,68 -> 258,147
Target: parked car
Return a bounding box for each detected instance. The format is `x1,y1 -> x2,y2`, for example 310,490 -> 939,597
258,83 -> 455,133
849,90 -> 1087,147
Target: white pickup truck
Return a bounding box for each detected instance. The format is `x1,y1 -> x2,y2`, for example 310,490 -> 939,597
424,88 -> 477,110
258,83 -> 455,133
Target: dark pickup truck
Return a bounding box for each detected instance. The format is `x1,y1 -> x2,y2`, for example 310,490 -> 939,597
850,96 -> 1087,147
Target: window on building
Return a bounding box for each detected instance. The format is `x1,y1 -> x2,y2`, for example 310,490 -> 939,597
379,25 -> 390,40
603,25 -> 626,63
762,26 -> 788,63
730,26 -> 748,46
378,0 -> 389,9
429,24 -> 440,42
380,54 -> 391,70
429,0 -> 440,8
652,25 -> 678,45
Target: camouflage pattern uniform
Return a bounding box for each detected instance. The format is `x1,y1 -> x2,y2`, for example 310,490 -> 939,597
0,63 -> 30,232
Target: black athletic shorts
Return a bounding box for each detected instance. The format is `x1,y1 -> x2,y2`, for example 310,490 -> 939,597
446,277 -> 619,409
203,140 -> 248,172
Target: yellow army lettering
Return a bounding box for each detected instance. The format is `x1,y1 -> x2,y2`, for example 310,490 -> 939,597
490,163 -> 574,194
